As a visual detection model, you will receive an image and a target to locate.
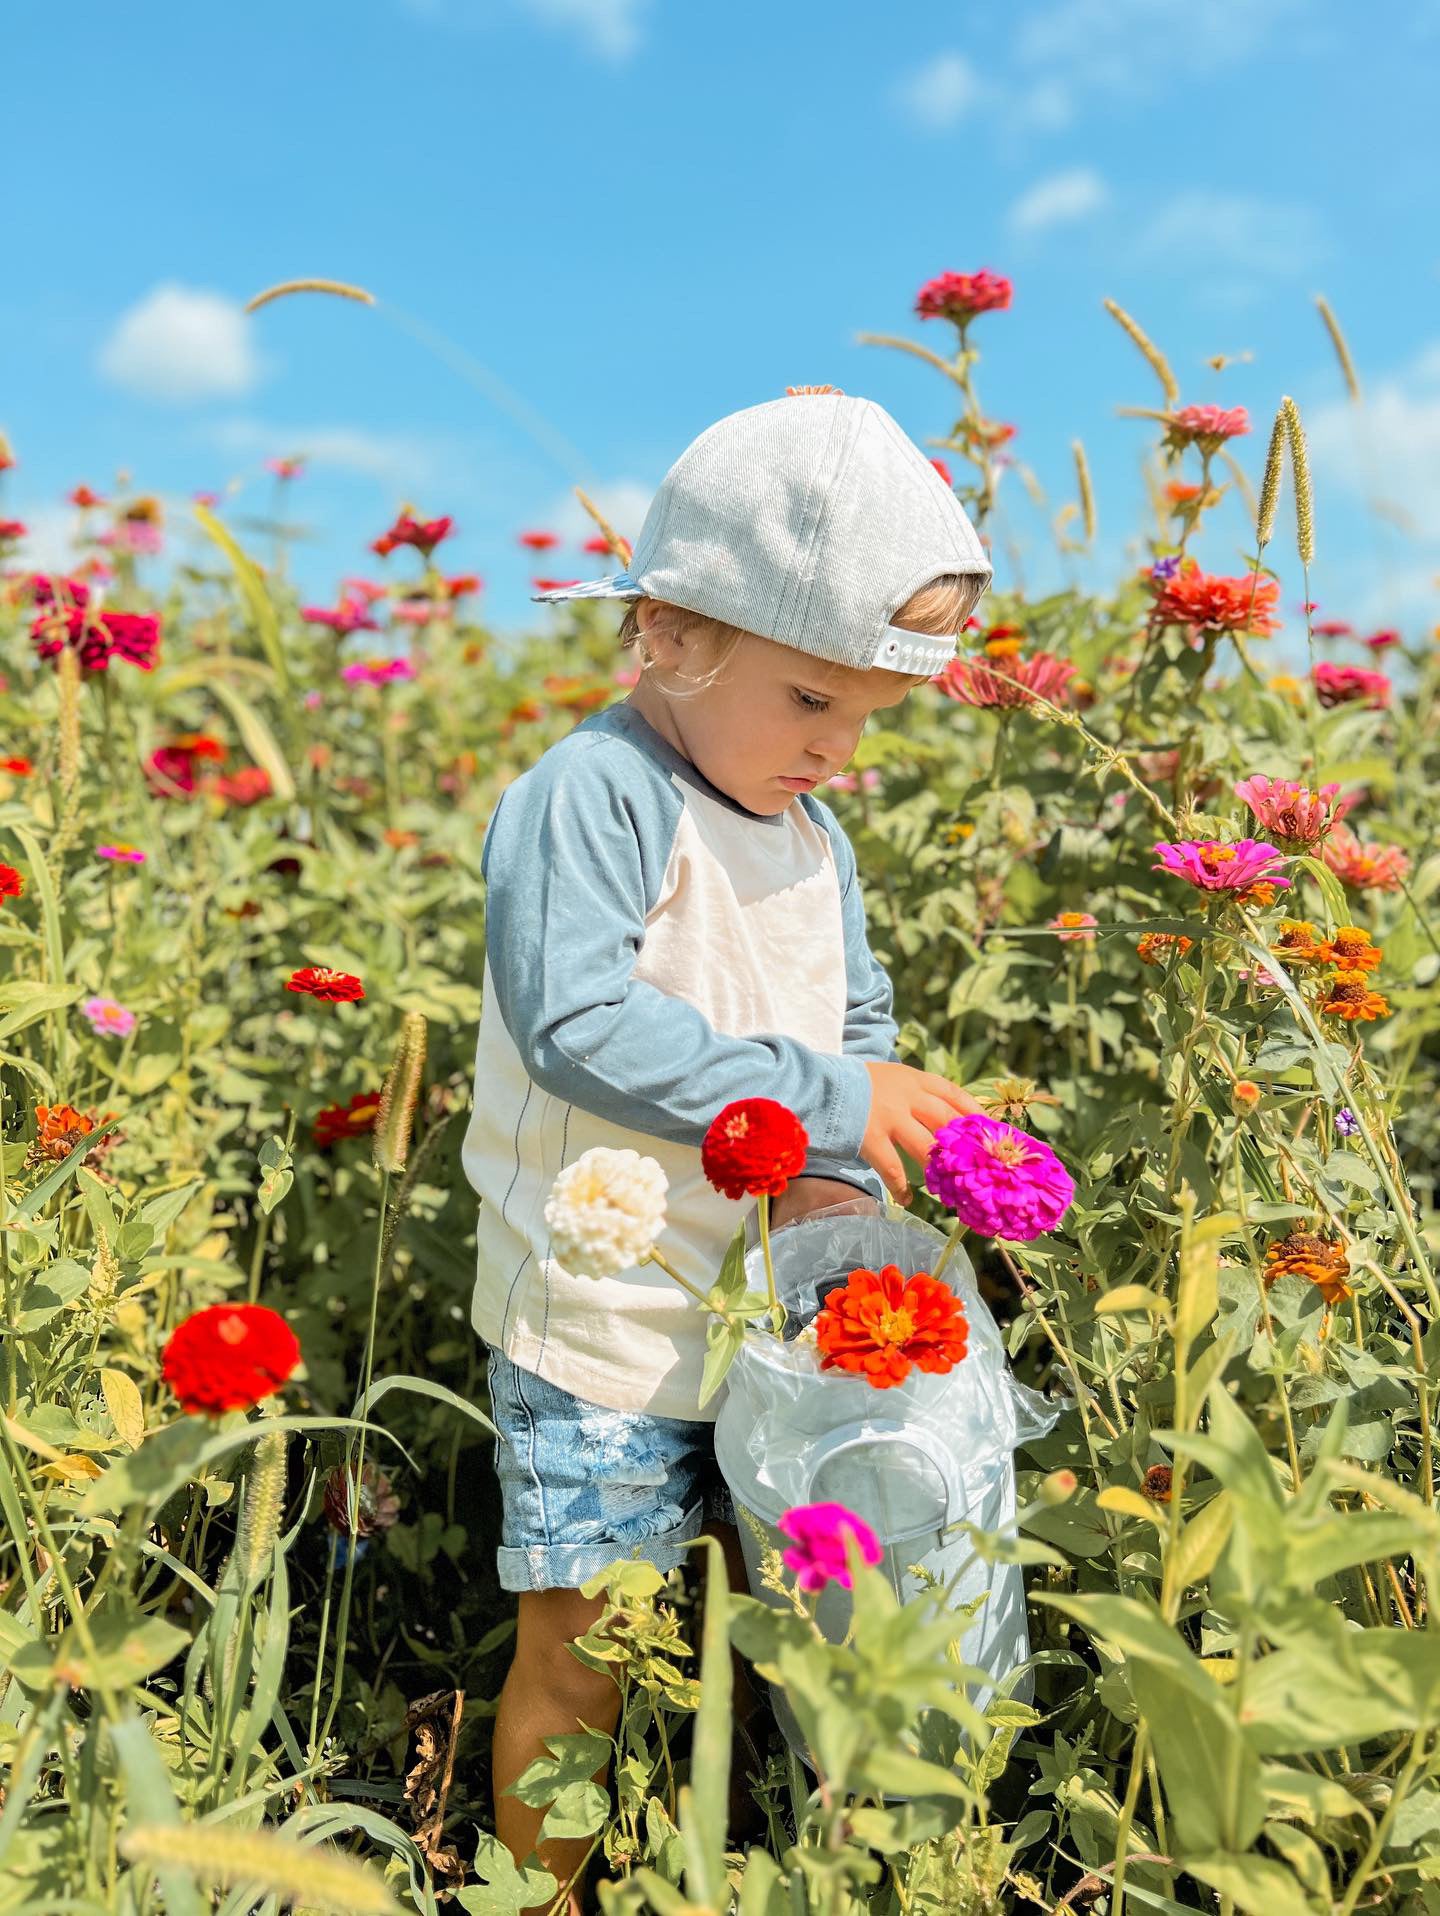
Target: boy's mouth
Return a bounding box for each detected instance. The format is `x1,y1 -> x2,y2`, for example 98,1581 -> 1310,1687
777,775 -> 819,792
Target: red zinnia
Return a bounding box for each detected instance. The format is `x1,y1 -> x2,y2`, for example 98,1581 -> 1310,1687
518,529 -> 560,550
580,534 -> 613,554
2,757 -> 33,776
814,1264 -> 969,1390
532,577 -> 581,592
285,965 -> 366,1002
929,458 -> 954,488
372,513 -> 453,559
1150,558 -> 1281,638
68,484 -> 106,508
147,734 -> 226,796
0,520 -> 27,543
0,863 -> 24,902
313,1089 -> 383,1148
914,270 -> 1013,327
700,1098 -> 808,1199
162,1302 -> 301,1415
212,766 -> 273,807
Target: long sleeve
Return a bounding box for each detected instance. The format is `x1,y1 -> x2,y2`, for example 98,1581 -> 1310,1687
479,739 -> 874,1159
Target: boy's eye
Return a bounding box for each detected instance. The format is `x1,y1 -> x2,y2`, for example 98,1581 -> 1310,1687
793,689 -> 830,713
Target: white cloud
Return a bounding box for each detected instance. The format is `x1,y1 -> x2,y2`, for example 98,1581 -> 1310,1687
206,419 -> 447,489
1008,167 -> 1108,235
98,284 -> 262,404
1133,189 -> 1329,280
520,0 -> 650,59
1016,0 -> 1309,94
892,52 -> 980,129
4,504 -> 79,573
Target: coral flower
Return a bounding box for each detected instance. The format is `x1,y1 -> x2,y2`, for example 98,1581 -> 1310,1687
580,534 -> 614,555
1322,826 -> 1410,894
925,1113 -> 1075,1240
1234,775 -> 1343,851
213,767 -> 273,807
777,1502 -> 884,1592
914,269 -> 1013,326
81,997 -> 136,1038
1162,404 -> 1250,450
28,1103 -> 112,1167
285,966 -> 366,1003
1136,932 -> 1193,966
700,1098 -> 808,1200
1318,970 -> 1390,1022
1152,839 -> 1292,897
929,457 -> 954,487
517,529 -> 561,550
1311,619 -> 1353,638
936,651 -> 1076,710
1050,911 -> 1098,944
162,1303 -> 302,1416
1314,662 -> 1391,709
1,756 -> 33,776
147,735 -> 226,796
68,484 -> 105,508
0,863 -> 24,903
1263,1231 -> 1352,1304
1318,926 -> 1382,973
97,844 -> 146,863
372,513 -> 453,558
313,1090 -> 383,1148
814,1264 -> 968,1390
0,520 -> 28,544
266,456 -> 305,480
1150,558 -> 1280,638
532,576 -> 582,592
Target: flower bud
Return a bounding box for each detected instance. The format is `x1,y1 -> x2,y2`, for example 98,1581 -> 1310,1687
1039,1468 -> 1078,1505
1231,1080 -> 1261,1114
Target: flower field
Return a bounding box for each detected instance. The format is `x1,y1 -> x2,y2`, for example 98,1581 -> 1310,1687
2,274 -> 1440,1915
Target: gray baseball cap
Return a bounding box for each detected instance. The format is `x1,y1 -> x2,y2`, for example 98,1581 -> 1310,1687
531,390 -> 992,677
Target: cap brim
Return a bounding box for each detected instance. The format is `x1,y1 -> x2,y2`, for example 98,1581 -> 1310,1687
530,569 -> 643,604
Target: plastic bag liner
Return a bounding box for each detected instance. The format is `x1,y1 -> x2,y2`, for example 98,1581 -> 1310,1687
713,1208 -> 1057,1762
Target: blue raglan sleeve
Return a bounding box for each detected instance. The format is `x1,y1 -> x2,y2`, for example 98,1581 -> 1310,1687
479,740 -> 876,1155
796,801 -> 898,1201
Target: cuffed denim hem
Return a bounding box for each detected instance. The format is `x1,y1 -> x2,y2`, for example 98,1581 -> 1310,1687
495,1501 -> 709,1593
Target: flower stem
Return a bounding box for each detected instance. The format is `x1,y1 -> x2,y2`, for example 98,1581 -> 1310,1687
758,1194 -> 786,1335
932,1220 -> 966,1286
643,1246 -> 714,1309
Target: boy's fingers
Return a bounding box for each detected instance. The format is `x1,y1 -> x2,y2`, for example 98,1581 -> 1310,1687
896,1118 -> 939,1168
919,1074 -> 983,1115
862,1142 -> 910,1204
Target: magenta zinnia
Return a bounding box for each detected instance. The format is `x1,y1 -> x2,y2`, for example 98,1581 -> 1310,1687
1153,839 -> 1293,896
924,1113 -> 1074,1241
1313,662 -> 1391,710
777,1502 -> 884,1592
914,269 -> 1013,327
1162,404 -> 1250,452
1234,775 -> 1343,850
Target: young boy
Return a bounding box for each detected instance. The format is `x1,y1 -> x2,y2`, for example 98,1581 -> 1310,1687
461,389 -> 991,1906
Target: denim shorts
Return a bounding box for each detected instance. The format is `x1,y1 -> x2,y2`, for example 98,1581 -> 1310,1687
483,1345 -> 736,1593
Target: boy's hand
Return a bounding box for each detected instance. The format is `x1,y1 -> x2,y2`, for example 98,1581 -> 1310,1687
860,1063 -> 982,1206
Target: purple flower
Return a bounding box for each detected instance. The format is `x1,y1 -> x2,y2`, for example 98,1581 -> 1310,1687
1335,1107 -> 1359,1138
924,1113 -> 1075,1241
778,1502 -> 883,1592
1149,555 -> 1182,582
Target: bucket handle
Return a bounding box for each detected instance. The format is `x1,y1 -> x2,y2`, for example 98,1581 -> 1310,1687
801,1420 -> 953,1528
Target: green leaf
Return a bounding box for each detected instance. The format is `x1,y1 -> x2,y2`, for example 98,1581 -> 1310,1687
0,982 -> 84,1042
1094,1285 -> 1170,1317
697,1315 -> 745,1410
1181,1850 -> 1318,1916
15,1257 -> 91,1329
537,1780 -> 609,1842
457,1837 -> 557,1915
206,675 -> 297,803
351,1370 -> 497,1437
13,1120 -> 124,1220
1292,853 -> 1349,932
507,1731 -> 612,1806
192,503 -> 290,692
680,1535 -> 732,1907
859,1746 -> 973,1801
12,1611 -> 189,1692
1129,1659 -> 1264,1854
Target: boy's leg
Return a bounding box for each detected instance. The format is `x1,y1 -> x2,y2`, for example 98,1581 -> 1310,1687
492,1586 -> 621,1915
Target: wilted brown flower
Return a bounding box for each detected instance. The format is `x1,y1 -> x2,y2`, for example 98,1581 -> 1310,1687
1263,1231 -> 1352,1304
1141,1465 -> 1173,1503
323,1460 -> 401,1537
977,1078 -> 1063,1125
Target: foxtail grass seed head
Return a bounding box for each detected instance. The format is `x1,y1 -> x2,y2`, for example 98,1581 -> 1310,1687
87,1229 -> 121,1315
1281,395 -> 1316,566
236,1428 -> 288,1586
574,486 -> 634,569
57,643 -> 81,791
119,1824 -> 401,1915
244,277 -> 376,315
1102,297 -> 1179,407
374,1010 -> 427,1174
1257,405 -> 1287,549
1315,294 -> 1361,403
1071,439 -> 1096,545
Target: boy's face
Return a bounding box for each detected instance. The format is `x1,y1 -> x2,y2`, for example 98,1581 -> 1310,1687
628,609 -> 919,816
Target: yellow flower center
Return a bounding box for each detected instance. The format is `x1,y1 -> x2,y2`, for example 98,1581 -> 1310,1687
982,1134 -> 1033,1168
875,1307 -> 915,1345
1200,845 -> 1238,870
217,1314 -> 248,1346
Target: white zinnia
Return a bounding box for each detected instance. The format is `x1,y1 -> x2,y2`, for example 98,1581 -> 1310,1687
544,1147 -> 669,1280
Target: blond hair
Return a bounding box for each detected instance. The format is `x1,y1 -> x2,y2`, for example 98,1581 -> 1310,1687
619,571 -> 988,697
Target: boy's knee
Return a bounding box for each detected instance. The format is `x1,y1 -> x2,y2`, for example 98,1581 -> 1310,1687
510,1589 -> 620,1713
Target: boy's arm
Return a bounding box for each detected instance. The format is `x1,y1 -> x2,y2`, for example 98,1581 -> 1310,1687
481,751 -> 874,1159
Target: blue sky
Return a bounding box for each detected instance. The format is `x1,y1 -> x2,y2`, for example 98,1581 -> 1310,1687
4,0 -> 1438,646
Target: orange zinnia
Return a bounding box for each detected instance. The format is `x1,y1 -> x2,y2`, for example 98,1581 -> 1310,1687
1318,970 -> 1389,1022
814,1264 -> 968,1390
1263,1231 -> 1352,1304
1271,919 -> 1326,966
1136,932 -> 1193,966
1318,926 -> 1382,973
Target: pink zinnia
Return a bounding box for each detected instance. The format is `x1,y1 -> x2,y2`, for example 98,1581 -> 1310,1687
1314,662 -> 1391,709
1311,619 -> 1352,639
827,769 -> 882,794
266,456 -> 305,480
1234,775 -> 1343,850
1153,838 -> 1293,896
924,1113 -> 1075,1240
914,269 -> 1013,326
1049,911 -> 1098,943
1164,404 -> 1250,446
81,996 -> 136,1038
1363,629 -> 1401,652
1322,825 -> 1411,894
936,652 -> 1076,710
304,599 -> 381,635
777,1502 -> 884,1593
390,599 -> 438,625
97,844 -> 146,864
341,656 -> 416,685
